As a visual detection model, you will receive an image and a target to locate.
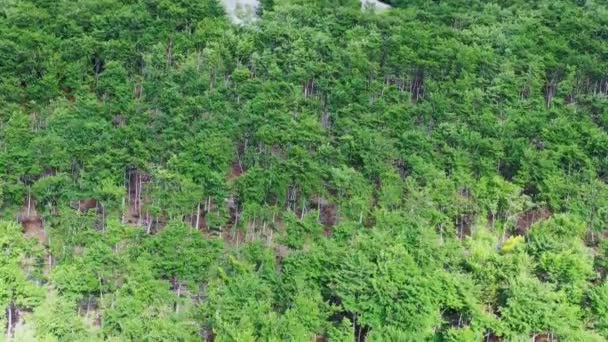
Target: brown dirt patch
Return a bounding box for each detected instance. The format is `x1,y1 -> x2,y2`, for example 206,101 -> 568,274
18,198 -> 46,245
516,208 -> 552,235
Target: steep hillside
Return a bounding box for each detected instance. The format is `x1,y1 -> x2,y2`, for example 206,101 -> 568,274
0,0 -> 607,340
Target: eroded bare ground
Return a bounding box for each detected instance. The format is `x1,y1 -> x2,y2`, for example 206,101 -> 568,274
516,208 -> 552,235
18,197 -> 46,245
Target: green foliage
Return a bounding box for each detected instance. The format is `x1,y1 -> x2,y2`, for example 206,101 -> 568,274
102,258 -> 199,341
142,222 -> 223,285
501,235 -> 524,253
498,276 -> 585,339
589,282 -> 608,337
31,291 -> 100,342
0,0 -> 607,340
0,221 -> 45,310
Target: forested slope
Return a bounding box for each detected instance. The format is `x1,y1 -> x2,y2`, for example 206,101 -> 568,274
0,0 -> 608,340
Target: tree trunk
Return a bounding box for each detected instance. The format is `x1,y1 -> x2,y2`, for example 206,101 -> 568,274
99,276 -> 104,300
195,203 -> 201,231
300,202 -> 305,220
121,196 -> 125,224
146,214 -> 152,234
98,203 -> 105,232
127,170 -> 131,218
6,303 -> 12,342
268,228 -> 273,246
27,188 -> 31,216
86,296 -> 91,320
234,208 -> 240,228
47,237 -> 53,270
175,282 -> 181,314
138,174 -> 143,225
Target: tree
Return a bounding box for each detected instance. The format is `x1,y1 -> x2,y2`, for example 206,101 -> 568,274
31,291 -> 100,342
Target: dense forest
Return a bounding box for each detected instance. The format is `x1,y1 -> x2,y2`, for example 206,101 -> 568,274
0,0 -> 607,340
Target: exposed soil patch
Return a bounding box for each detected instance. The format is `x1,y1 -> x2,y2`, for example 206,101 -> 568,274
310,196 -> 338,230
228,161 -> 244,181
18,197 -> 46,245
516,208 -> 552,235
275,244 -> 290,273
485,332 -> 504,342
456,213 -> 474,239
71,198 -> 100,213
184,208 -> 206,231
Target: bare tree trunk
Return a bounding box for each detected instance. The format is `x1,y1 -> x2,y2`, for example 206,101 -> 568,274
352,313 -> 356,341
268,228 -> 273,246
195,203 -> 201,231
121,196 -> 125,224
86,296 -> 91,320
127,172 -> 131,222
27,188 -> 31,216
138,174 -> 143,225
196,50 -> 202,73
146,213 -> 152,234
459,216 -> 463,239
317,201 -> 321,220
47,251 -> 52,272
175,283 -> 181,314
99,276 -> 104,301
6,304 -> 12,342
300,202 -> 305,220
234,209 -> 240,228
135,173 -> 140,225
